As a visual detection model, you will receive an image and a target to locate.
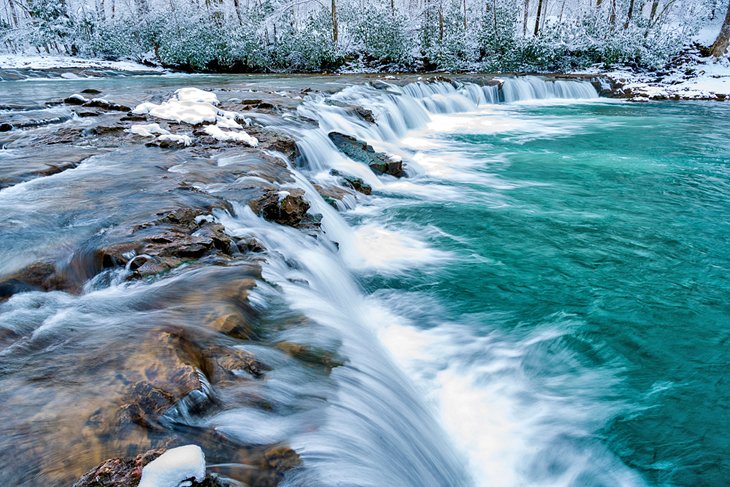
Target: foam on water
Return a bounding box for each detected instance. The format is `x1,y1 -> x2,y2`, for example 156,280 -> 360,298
253,75 -> 644,487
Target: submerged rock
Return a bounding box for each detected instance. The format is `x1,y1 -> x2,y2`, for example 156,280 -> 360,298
328,131 -> 405,177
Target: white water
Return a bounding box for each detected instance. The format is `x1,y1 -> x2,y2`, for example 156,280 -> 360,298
215,77 -> 643,486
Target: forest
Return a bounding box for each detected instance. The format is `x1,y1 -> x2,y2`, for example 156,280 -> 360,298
1,0 -> 729,75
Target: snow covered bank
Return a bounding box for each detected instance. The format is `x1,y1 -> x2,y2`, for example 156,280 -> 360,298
590,55 -> 730,101
0,54 -> 162,73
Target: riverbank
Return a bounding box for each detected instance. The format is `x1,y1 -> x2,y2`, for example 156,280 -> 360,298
3,52 -> 730,101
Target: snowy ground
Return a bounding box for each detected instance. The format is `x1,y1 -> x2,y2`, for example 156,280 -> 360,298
0,54 -> 162,72
583,55 -> 730,101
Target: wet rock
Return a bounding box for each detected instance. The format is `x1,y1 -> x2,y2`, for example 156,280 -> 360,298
328,131 -> 405,177
73,447 -> 229,487
250,189 -> 310,227
354,106 -> 376,123
235,237 -> 266,253
73,448 -> 165,487
115,329 -> 213,429
83,98 -> 132,112
97,207 -> 235,278
120,114 -> 148,122
264,446 -> 302,474
81,88 -> 103,95
46,127 -> 85,145
242,99 -> 263,105
0,261 -> 74,294
276,342 -> 343,369
76,111 -> 101,118
64,94 -> 88,105
342,175 -> 372,195
0,122 -> 12,132
313,183 -> 351,208
91,125 -> 126,136
257,131 -> 299,161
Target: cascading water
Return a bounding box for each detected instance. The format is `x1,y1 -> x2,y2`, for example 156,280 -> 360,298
206,76 -> 644,487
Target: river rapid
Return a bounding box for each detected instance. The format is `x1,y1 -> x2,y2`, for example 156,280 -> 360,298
1,71 -> 728,486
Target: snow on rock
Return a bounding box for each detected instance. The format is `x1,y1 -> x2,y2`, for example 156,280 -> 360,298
138,445 -> 206,487
203,124 -> 258,146
129,123 -> 193,146
129,123 -> 171,138
598,56 -> 730,101
175,87 -> 219,105
0,54 -> 162,72
133,87 -> 257,145
159,134 -> 193,146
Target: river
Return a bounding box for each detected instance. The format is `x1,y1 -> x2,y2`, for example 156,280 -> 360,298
1,71 -> 728,486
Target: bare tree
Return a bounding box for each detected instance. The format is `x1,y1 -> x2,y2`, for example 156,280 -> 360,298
534,0 -> 543,35
332,0 -> 338,43
523,0 -> 529,36
233,0 -> 243,23
623,0 -> 634,29
6,0 -> 19,27
648,0 -> 660,25
711,1 -> 730,58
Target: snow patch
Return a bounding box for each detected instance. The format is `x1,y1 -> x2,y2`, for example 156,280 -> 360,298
128,123 -> 192,146
203,124 -> 258,146
138,445 -> 206,487
129,123 -> 171,138
0,54 -> 162,72
588,55 -> 730,100
159,134 -> 193,146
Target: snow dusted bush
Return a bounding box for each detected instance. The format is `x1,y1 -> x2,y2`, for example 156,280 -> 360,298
0,0 -> 724,72
346,5 -> 413,67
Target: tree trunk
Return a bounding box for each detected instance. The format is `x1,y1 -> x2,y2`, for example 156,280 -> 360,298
462,0 -> 466,30
438,6 -> 444,42
623,0 -> 634,29
492,0 -> 497,32
596,0 -> 603,7
609,0 -> 616,28
6,0 -> 18,27
232,0 -> 243,24
649,0 -> 660,25
711,1 -> 730,58
331,0 -> 338,43
534,0 -> 543,35
391,0 -> 395,15
523,0 -> 529,36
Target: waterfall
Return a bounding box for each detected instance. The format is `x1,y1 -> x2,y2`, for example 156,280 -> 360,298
216,75 -> 602,486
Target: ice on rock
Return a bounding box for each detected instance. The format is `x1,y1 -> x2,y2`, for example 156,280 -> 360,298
203,124 -> 258,146
133,87 -> 222,124
129,123 -> 171,137
132,87 -> 257,145
138,445 -> 206,487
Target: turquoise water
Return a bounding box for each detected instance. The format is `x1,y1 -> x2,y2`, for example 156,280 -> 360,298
358,101 -> 730,485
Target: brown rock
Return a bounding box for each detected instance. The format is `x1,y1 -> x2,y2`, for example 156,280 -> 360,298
72,448 -> 165,487
250,189 -> 310,226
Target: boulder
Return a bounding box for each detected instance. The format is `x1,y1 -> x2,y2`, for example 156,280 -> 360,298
328,131 -> 405,177
250,189 -> 310,227
83,99 -> 132,112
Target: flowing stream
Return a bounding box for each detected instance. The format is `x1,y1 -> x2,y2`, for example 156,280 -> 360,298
1,73 -> 729,486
